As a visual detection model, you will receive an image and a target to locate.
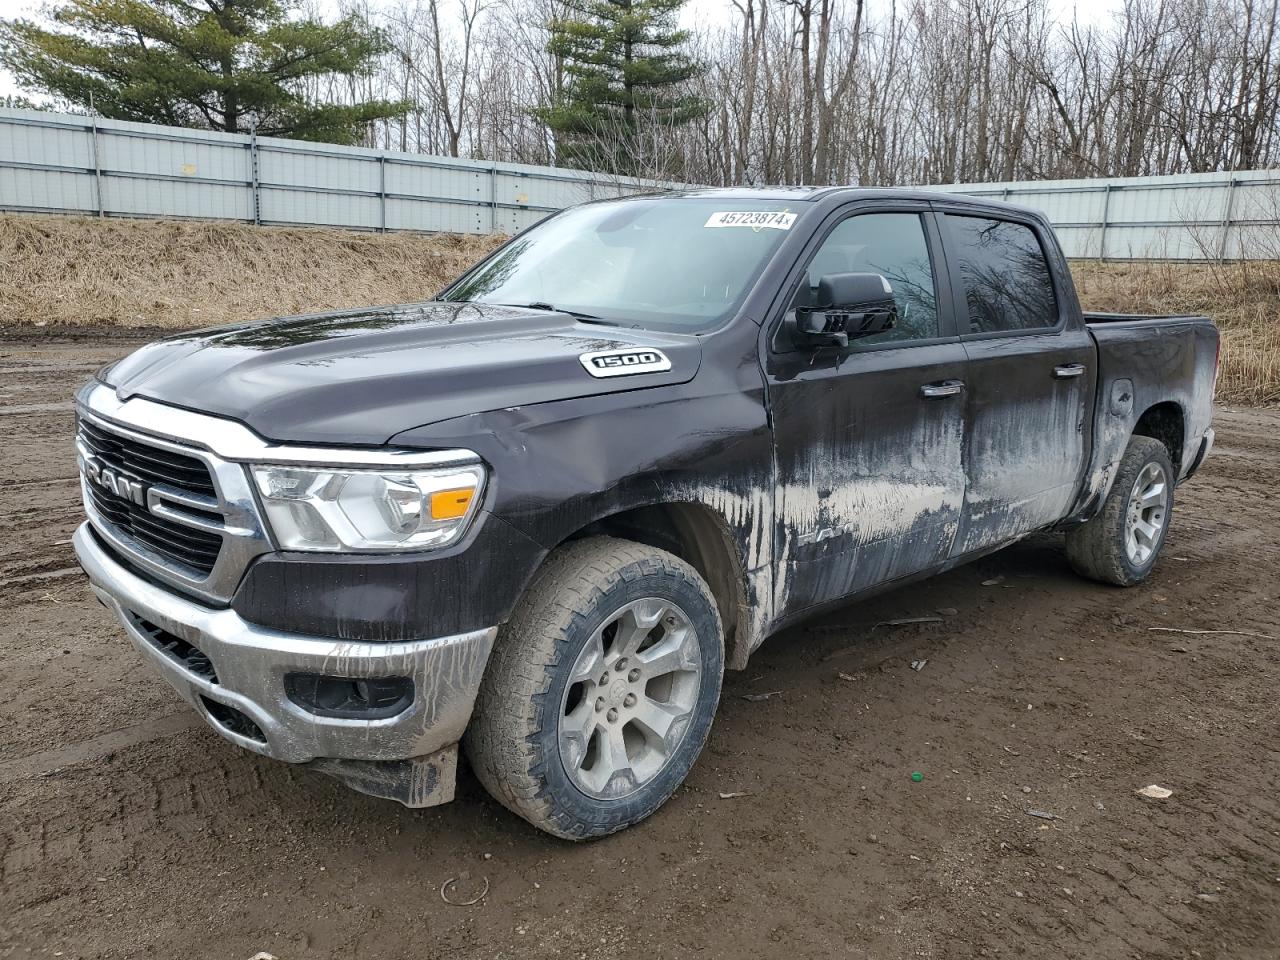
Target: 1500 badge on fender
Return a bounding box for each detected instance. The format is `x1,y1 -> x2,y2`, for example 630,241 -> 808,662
579,348 -> 673,378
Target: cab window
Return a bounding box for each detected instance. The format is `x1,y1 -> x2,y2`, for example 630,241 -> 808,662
795,212 -> 941,345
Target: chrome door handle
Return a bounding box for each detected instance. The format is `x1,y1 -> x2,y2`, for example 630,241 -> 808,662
919,380 -> 964,399
1053,363 -> 1086,379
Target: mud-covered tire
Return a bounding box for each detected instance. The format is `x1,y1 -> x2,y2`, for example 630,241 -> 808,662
464,536 -> 724,840
1066,435 -> 1175,587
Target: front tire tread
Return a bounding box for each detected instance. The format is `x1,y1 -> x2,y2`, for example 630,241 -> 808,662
465,536 -> 722,840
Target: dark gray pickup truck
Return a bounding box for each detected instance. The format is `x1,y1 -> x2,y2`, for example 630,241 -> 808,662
73,187 -> 1218,838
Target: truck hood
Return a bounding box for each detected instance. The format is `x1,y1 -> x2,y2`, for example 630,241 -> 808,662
103,302 -> 702,446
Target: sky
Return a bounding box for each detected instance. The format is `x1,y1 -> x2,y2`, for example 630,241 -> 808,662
0,0 -> 1125,103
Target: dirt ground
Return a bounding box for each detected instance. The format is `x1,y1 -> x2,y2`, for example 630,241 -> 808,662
2,331 -> 1278,960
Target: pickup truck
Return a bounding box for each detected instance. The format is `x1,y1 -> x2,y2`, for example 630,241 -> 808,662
73,187 -> 1218,839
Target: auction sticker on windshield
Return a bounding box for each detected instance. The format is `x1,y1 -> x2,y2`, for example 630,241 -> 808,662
704,211 -> 797,231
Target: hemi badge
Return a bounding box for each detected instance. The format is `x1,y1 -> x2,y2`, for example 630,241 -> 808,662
579,348 -> 673,379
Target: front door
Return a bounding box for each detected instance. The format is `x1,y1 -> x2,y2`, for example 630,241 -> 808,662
938,212 -> 1096,556
765,207 -> 968,618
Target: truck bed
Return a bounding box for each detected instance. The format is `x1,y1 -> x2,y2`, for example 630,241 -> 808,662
1076,311 -> 1218,517
1084,311 -> 1209,325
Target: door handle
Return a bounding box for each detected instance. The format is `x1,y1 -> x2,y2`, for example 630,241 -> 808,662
919,380 -> 964,399
1053,363 -> 1086,379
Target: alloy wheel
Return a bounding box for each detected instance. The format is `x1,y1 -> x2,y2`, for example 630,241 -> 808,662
1124,461 -> 1170,565
557,597 -> 702,800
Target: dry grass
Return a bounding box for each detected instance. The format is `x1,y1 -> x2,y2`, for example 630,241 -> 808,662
0,214 -> 1274,404
0,214 -> 504,330
1071,260 -> 1280,405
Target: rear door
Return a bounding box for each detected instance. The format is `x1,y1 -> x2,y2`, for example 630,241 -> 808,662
938,210 -> 1097,556
764,204 -> 968,617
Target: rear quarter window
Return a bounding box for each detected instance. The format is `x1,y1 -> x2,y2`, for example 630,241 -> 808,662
945,215 -> 1058,334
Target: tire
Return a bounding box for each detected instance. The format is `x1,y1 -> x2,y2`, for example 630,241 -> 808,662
1066,435 -> 1175,587
464,536 -> 724,840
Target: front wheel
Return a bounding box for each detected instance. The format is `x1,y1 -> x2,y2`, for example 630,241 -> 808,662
465,536 -> 723,839
1066,435 -> 1175,586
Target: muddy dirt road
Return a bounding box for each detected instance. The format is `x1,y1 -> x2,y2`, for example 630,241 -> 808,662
2,332 -> 1278,960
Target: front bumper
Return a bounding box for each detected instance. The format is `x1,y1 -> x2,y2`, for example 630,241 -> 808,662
74,523 -> 496,800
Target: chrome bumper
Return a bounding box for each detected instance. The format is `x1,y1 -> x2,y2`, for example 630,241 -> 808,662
74,523 -> 496,773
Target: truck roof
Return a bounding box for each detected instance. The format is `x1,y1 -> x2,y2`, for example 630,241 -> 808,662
660,185 -> 1042,218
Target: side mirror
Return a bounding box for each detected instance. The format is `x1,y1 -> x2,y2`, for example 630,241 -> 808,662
793,272 -> 897,349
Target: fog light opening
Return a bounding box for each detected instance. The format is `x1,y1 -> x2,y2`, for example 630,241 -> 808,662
284,673 -> 414,720
200,696 -> 266,743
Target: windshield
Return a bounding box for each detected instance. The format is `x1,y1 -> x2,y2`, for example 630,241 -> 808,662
441,197 -> 804,332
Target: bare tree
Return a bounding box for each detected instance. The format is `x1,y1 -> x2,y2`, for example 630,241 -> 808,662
310,0 -> 1280,186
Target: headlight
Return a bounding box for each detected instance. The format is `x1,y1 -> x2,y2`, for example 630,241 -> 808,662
251,463 -> 486,552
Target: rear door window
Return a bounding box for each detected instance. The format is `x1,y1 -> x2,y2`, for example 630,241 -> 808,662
944,215 -> 1058,334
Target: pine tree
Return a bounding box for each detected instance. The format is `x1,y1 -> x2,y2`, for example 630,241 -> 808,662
536,0 -> 705,176
0,0 -> 405,144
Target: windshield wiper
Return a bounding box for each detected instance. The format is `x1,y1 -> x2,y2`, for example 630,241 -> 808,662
500,302 -> 613,324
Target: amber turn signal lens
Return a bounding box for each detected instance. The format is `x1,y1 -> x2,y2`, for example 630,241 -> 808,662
429,488 -> 474,520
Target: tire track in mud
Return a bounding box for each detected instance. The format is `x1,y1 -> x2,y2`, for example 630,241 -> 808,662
5,475 -> 79,488
0,743 -> 288,890
0,714 -> 200,784
0,567 -> 82,590
0,362 -> 104,376
986,805 -> 1266,959
1048,662 -> 1277,952
0,497 -> 83,584
927,495 -> 1279,959
0,402 -> 77,416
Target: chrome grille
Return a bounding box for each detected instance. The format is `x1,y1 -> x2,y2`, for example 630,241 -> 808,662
78,417 -> 224,576
78,417 -> 217,495
82,480 -> 222,574
74,391 -> 273,605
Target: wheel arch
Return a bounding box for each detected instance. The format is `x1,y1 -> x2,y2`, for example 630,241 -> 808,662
557,502 -> 755,671
1132,400 -> 1187,472
1062,396 -> 1189,527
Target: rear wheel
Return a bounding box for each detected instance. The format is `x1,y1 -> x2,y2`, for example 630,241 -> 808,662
465,536 -> 723,839
1066,435 -> 1175,586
